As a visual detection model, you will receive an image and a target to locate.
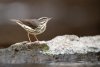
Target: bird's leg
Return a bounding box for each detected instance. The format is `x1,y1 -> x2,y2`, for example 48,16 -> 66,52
31,34 -> 40,43
33,34 -> 39,41
27,32 -> 32,42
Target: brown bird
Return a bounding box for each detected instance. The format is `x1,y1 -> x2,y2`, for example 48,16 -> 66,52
11,17 -> 51,42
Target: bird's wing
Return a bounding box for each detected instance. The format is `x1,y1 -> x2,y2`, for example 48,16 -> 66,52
11,19 -> 39,30
19,19 -> 39,29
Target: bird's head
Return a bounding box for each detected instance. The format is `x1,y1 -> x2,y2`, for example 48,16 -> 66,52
38,17 -> 51,25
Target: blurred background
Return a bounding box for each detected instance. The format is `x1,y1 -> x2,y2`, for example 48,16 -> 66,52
0,0 -> 100,47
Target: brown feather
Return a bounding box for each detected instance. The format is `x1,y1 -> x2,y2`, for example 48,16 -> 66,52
19,19 -> 39,29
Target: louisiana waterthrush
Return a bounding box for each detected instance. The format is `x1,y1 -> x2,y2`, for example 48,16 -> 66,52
11,17 -> 51,42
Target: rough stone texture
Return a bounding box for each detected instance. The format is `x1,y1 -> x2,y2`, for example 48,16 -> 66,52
0,35 -> 100,64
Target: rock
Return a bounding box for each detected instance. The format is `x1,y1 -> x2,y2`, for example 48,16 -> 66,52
0,35 -> 100,64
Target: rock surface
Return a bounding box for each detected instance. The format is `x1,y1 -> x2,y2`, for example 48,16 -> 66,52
0,35 -> 100,64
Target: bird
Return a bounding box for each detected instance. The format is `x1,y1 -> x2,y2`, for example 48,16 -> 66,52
11,17 -> 51,42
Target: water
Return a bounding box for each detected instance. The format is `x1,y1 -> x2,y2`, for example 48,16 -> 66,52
0,63 -> 100,67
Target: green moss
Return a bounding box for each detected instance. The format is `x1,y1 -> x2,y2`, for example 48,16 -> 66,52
39,43 -> 49,51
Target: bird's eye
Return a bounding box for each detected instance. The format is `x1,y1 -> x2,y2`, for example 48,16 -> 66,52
38,17 -> 47,21
38,17 -> 48,23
